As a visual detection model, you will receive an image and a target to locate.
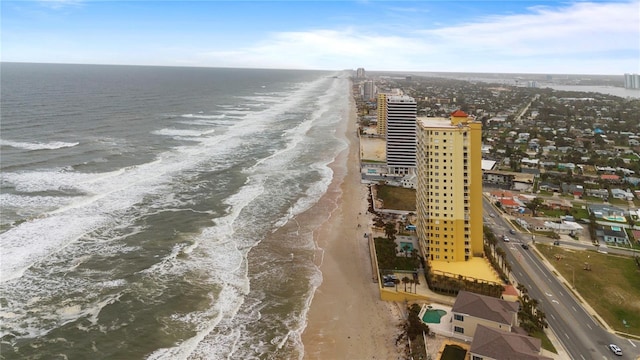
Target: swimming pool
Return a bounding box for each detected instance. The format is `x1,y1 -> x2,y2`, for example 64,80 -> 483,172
399,241 -> 414,252
422,308 -> 447,323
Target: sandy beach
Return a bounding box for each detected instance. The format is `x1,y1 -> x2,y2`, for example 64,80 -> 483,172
301,94 -> 402,359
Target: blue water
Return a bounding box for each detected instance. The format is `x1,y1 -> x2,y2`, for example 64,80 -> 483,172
0,63 -> 352,359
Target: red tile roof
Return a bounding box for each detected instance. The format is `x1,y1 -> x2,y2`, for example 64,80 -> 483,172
601,174 -> 620,180
451,109 -> 468,117
502,284 -> 519,297
501,198 -> 519,207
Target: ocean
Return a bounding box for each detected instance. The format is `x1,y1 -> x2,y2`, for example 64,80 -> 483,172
0,63 -> 352,359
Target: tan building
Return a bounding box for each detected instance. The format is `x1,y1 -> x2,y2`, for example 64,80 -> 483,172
416,110 -> 483,263
376,93 -> 387,136
451,291 -> 519,338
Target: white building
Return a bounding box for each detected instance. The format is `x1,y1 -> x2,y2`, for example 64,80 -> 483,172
624,73 -> 640,89
386,95 -> 417,175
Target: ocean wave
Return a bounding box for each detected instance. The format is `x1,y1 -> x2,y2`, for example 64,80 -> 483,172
0,139 -> 79,150
152,128 -> 216,137
180,113 -> 226,120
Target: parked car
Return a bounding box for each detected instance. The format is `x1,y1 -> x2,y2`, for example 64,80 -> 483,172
553,240 -> 560,246
383,281 -> 396,287
608,344 -> 622,356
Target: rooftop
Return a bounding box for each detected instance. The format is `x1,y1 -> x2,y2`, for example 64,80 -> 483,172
470,325 -> 552,360
452,291 -> 519,325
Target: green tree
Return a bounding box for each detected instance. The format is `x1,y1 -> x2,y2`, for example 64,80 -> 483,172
385,222 -> 397,241
402,276 -> 410,292
526,197 -> 544,217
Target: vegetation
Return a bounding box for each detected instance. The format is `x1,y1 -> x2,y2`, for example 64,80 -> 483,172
399,304 -> 431,360
374,237 -> 420,272
376,185 -> 416,211
484,225 -> 512,283
536,244 -> 640,336
530,329 -> 557,354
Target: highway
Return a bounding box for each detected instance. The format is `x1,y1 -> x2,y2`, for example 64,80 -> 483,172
483,199 -> 640,359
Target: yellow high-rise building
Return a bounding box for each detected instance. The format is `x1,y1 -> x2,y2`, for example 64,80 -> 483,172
416,110 -> 484,264
376,93 -> 387,136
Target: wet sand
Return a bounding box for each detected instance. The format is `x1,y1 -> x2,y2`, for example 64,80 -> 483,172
302,94 -> 401,359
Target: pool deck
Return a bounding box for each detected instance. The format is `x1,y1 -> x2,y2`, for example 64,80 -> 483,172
419,303 -> 453,335
430,257 -> 502,284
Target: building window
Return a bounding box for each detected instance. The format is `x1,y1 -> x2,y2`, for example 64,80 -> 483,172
454,314 -> 464,321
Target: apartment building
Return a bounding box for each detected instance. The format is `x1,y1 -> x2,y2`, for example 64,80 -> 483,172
416,110 -> 484,263
385,95 -> 417,175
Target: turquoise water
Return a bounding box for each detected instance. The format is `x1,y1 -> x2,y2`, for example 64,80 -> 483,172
422,309 -> 447,323
400,242 -> 414,252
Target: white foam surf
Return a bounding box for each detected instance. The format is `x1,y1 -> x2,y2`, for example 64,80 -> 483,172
0,139 -> 80,150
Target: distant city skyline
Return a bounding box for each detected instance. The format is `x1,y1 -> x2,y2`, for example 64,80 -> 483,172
2,0 -> 639,75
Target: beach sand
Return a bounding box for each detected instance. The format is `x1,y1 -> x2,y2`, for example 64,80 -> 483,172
301,94 -> 402,359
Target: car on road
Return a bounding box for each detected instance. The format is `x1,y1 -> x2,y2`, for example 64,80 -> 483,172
521,243 -> 529,250
489,213 -> 496,218
553,240 -> 560,246
509,229 -> 516,234
502,235 -> 510,242
608,344 -> 622,356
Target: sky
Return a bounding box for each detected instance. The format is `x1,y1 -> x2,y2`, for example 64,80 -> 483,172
1,0 -> 639,75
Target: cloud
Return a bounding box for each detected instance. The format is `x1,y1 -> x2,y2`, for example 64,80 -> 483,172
197,1 -> 639,73
37,0 -> 84,9
200,29 -> 429,70
421,1 -> 639,57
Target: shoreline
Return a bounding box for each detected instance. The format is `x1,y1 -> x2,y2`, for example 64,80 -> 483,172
301,89 -> 401,359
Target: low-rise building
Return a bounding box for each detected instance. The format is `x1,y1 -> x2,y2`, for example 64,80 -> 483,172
451,291 -> 519,339
469,325 -> 553,360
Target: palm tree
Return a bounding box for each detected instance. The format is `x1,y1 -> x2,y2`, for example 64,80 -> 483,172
402,244 -> 412,258
384,222 -> 397,241
402,276 -> 410,292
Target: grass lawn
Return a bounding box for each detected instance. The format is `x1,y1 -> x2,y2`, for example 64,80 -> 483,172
376,185 -> 416,211
536,244 -> 640,336
531,329 -> 557,353
569,207 -> 590,219
538,208 -> 567,218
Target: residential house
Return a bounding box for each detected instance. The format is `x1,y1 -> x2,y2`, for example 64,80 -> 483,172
611,188 -> 634,201
451,291 -> 519,339
542,220 -> 584,236
585,188 -> 609,200
538,182 -> 561,193
596,225 -> 629,245
469,325 -> 553,360
561,183 -> 584,197
589,204 -> 626,220
542,198 -> 572,211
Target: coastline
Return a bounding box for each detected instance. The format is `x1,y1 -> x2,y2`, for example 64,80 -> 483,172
301,91 -> 401,359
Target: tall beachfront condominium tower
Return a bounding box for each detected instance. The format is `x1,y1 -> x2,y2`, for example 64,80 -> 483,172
386,95 -> 417,175
376,93 -> 387,136
415,110 -> 483,263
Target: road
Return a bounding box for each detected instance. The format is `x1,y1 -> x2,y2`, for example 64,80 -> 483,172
483,199 -> 640,359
